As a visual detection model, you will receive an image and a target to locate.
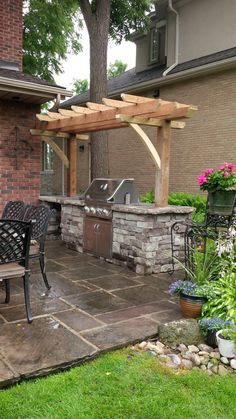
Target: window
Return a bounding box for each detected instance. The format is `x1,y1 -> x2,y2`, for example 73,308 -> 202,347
42,142 -> 53,171
149,22 -> 166,65
150,28 -> 160,63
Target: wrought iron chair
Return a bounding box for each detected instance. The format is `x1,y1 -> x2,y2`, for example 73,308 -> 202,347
0,219 -> 33,323
23,204 -> 53,290
2,201 -> 26,220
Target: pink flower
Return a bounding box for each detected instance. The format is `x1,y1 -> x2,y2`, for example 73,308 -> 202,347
219,164 -> 227,170
227,163 -> 235,171
204,168 -> 214,175
198,173 -> 207,185
224,172 -> 230,177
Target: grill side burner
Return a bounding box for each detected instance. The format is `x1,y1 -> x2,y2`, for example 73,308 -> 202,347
83,178 -> 139,258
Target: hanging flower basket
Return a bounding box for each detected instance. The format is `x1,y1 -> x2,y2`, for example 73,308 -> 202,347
208,190 -> 236,215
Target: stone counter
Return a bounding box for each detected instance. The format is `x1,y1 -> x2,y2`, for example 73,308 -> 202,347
112,205 -> 194,274
40,196 -> 194,274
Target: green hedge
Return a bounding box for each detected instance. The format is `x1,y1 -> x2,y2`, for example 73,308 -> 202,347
140,191 -> 206,223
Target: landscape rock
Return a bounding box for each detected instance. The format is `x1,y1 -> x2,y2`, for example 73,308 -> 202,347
210,352 -> 221,360
207,362 -> 214,369
181,359 -> 193,370
191,354 -> 201,366
198,344 -> 212,353
138,341 -> 147,350
212,365 -> 219,374
199,355 -> 209,366
200,365 -> 207,371
169,354 -> 181,366
147,350 -> 157,357
177,343 -> 187,352
230,359 -> 236,370
220,357 -> 229,365
188,345 -> 199,353
158,319 -> 202,346
198,351 -> 210,356
218,365 -> 229,376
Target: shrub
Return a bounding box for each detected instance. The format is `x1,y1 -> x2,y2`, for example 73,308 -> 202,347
139,191 -> 206,223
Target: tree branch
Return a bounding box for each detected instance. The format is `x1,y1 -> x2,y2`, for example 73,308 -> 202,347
79,0 -> 93,29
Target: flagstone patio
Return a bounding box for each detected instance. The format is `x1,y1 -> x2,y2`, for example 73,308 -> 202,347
0,241 -> 183,388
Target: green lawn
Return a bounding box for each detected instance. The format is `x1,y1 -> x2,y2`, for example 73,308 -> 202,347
0,348 -> 236,419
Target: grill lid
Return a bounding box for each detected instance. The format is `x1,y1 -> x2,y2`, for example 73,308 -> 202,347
84,178 -> 139,204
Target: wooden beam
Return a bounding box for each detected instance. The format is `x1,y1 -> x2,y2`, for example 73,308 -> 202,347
47,111 -> 67,120
155,121 -> 171,207
36,114 -> 52,122
76,134 -> 89,140
121,93 -> 157,104
102,98 -> 133,108
86,102 -> 112,111
30,129 -> 71,138
129,123 -> 161,169
71,105 -> 98,114
67,136 -> 77,197
116,114 -> 185,129
41,137 -> 69,168
58,109 -> 79,117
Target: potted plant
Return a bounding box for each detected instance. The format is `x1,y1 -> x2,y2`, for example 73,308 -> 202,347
199,317 -> 232,348
198,162 -> 236,215
169,281 -> 215,318
216,326 -> 236,358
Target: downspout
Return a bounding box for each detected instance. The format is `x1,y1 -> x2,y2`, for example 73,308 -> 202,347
163,0 -> 179,76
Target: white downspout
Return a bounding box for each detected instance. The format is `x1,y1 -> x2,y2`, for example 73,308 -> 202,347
163,0 -> 179,76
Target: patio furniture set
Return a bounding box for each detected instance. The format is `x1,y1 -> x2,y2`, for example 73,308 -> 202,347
0,201 -> 53,323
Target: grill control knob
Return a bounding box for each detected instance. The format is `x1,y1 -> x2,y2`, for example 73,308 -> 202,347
84,206 -> 89,213
96,208 -> 102,215
90,207 -> 96,214
103,209 -> 109,216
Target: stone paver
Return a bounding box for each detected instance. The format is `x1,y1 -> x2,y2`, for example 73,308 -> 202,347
0,240 -> 183,388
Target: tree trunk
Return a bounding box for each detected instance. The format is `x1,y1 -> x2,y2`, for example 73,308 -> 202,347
79,0 -> 111,179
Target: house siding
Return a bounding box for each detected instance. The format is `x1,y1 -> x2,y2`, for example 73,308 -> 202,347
107,69 -> 236,195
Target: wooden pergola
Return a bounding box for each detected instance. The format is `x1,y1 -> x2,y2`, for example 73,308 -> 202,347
32,94 -> 197,206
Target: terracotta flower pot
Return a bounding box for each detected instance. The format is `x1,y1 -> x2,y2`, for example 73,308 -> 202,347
179,292 -> 207,318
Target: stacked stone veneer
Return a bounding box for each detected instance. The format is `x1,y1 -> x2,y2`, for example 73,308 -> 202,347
60,202 -> 84,252
112,205 -> 194,275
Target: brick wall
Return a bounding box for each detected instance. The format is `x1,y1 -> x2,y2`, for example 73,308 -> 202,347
0,99 -> 41,214
0,0 -> 23,69
108,69 -> 236,196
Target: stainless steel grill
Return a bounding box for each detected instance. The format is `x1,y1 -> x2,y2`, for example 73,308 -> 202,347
83,178 -> 139,258
84,178 -> 139,219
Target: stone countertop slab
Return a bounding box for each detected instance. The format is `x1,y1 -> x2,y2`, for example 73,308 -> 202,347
40,195 -> 85,206
112,203 -> 195,215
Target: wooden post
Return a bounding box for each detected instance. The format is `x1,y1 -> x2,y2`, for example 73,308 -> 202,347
67,136 -> 77,197
155,121 -> 171,207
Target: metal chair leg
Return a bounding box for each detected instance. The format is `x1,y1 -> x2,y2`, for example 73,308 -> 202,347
23,273 -> 33,324
39,253 -> 51,290
4,279 -> 10,303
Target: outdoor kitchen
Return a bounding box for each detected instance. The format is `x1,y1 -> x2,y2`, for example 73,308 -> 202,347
37,95 -> 196,275
40,178 -> 193,275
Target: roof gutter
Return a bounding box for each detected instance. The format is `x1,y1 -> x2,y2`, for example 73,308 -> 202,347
163,0 -> 179,76
109,56 -> 236,97
0,76 -> 73,99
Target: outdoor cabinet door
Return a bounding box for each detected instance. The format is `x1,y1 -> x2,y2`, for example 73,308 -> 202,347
83,217 -> 97,254
95,220 -> 112,258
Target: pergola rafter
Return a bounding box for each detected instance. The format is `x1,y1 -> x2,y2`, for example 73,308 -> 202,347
33,94 -> 197,206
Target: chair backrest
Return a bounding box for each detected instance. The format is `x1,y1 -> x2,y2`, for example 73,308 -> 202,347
23,204 -> 52,241
2,201 -> 26,221
0,219 -> 32,267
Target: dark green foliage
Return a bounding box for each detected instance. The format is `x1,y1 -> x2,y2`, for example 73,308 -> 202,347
109,0 -> 153,43
72,78 -> 89,94
107,59 -> 128,79
139,191 -> 206,223
23,0 -> 82,82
